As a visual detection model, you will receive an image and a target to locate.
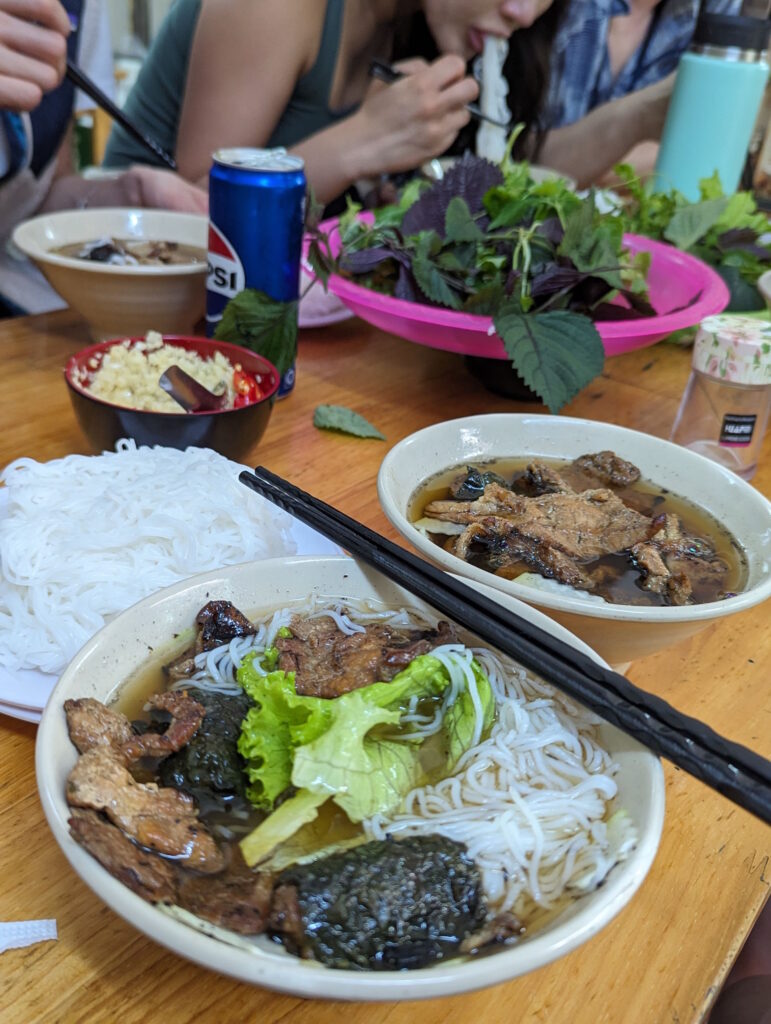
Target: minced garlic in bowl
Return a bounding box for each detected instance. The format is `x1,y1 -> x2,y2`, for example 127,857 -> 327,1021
84,332 -> 236,413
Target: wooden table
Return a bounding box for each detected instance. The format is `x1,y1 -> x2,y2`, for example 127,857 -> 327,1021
0,309 -> 769,1024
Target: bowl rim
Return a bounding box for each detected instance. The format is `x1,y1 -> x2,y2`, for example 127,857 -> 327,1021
12,207 -> 209,277
377,413 -> 771,624
35,553 -> 665,1001
317,216 -> 730,342
63,334 -> 280,415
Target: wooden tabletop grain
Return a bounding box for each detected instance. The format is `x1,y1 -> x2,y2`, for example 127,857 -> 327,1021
0,309 -> 768,1024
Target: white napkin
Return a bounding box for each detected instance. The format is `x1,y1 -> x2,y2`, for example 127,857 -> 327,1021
0,920 -> 57,953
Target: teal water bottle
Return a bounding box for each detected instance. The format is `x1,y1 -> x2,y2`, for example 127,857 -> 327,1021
653,13 -> 770,199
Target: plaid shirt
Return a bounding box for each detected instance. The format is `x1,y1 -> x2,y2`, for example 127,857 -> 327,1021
543,0 -> 743,129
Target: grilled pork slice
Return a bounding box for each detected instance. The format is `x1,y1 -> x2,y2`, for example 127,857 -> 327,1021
177,848 -> 273,934
164,600 -> 256,681
121,691 -> 205,762
64,698 -> 134,754
66,745 -> 225,873
428,484 -> 650,561
69,810 -> 178,903
276,615 -> 457,698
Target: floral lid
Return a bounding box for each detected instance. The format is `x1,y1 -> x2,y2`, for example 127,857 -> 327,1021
692,315 -> 771,386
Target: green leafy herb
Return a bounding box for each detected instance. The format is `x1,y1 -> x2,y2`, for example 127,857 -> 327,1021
313,404 -> 385,439
613,165 -> 770,310
214,287 -> 298,377
493,306 -> 605,413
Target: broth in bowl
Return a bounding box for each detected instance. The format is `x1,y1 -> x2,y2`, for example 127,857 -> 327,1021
53,238 -> 206,266
410,451 -> 746,607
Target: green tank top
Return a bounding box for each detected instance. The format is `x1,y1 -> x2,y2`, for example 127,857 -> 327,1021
103,0 -> 347,169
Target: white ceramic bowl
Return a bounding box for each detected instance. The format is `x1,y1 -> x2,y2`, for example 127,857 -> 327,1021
36,555 -> 664,1001
12,208 -> 207,340
377,415 -> 771,665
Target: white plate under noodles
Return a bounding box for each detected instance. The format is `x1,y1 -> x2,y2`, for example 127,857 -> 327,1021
36,555 -> 664,1000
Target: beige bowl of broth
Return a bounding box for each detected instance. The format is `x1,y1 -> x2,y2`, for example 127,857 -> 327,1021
12,208 -> 207,341
36,555 -> 664,1000
377,415 -> 771,665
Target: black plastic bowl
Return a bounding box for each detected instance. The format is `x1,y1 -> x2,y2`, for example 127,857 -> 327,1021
65,335 -> 279,460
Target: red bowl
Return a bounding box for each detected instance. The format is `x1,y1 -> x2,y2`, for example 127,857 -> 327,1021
65,335 -> 279,460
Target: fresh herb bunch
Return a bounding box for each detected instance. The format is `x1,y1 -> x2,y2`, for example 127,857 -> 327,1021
308,151 -> 651,413
613,165 -> 770,312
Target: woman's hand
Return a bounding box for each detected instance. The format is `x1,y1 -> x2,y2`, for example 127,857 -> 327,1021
346,55 -> 480,179
121,166 -> 209,214
0,0 -> 71,111
42,167 -> 209,215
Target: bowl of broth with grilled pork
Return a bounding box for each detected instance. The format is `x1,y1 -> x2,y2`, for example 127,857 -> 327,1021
12,208 -> 207,340
36,555 -> 664,1000
377,415 -> 771,665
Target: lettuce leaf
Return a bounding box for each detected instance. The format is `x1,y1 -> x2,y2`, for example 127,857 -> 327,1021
237,651 -> 497,862
292,692 -> 421,821
237,665 -> 333,809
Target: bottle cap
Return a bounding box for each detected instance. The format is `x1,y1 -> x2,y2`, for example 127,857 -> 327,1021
693,315 -> 771,386
693,13 -> 771,53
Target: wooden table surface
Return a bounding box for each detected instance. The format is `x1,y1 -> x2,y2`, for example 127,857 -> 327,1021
0,309 -> 769,1024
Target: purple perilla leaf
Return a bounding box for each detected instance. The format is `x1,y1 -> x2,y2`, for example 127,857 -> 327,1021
339,246 -> 405,274
402,154 -> 504,238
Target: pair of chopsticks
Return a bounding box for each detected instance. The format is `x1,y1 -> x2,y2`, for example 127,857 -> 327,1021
66,60 -> 177,171
239,466 -> 771,826
369,59 -> 511,131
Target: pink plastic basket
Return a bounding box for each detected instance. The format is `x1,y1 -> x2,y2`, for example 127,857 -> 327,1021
315,215 -> 730,358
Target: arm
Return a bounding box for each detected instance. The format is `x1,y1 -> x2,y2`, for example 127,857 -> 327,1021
37,126 -> 206,213
177,0 -> 479,203
538,75 -> 674,189
40,164 -> 209,214
0,0 -> 70,110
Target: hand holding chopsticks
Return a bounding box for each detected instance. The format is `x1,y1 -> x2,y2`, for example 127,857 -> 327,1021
369,58 -> 511,132
239,466 -> 771,826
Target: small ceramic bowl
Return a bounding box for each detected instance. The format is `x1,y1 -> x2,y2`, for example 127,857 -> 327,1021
377,414 -> 771,665
65,335 -> 278,460
12,208 -> 207,340
36,554 -> 664,1000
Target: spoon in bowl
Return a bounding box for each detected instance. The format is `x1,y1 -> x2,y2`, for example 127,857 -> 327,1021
158,366 -> 228,413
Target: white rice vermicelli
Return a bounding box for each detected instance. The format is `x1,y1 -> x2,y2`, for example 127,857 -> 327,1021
365,645 -> 636,915
0,441 -> 297,674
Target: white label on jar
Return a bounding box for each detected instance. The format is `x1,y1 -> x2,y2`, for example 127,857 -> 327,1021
719,413 -> 757,447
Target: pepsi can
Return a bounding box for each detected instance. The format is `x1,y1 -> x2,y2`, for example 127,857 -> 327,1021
207,148 -> 306,396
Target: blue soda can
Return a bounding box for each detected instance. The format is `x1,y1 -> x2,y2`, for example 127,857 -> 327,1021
207,148 -> 306,397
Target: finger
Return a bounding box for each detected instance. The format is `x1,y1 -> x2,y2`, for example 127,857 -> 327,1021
422,54 -> 469,89
433,73 -> 480,114
0,70 -> 42,109
391,57 -> 429,77
0,44 -> 61,92
0,11 -> 68,70
1,0 -> 70,35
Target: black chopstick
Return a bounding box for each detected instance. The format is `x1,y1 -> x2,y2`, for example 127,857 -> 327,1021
66,59 -> 177,171
368,58 -> 511,132
239,466 -> 771,826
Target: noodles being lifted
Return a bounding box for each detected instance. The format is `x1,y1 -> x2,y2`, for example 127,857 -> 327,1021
476,35 -> 511,163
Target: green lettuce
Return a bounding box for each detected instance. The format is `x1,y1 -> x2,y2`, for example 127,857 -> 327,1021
236,652 -> 496,863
